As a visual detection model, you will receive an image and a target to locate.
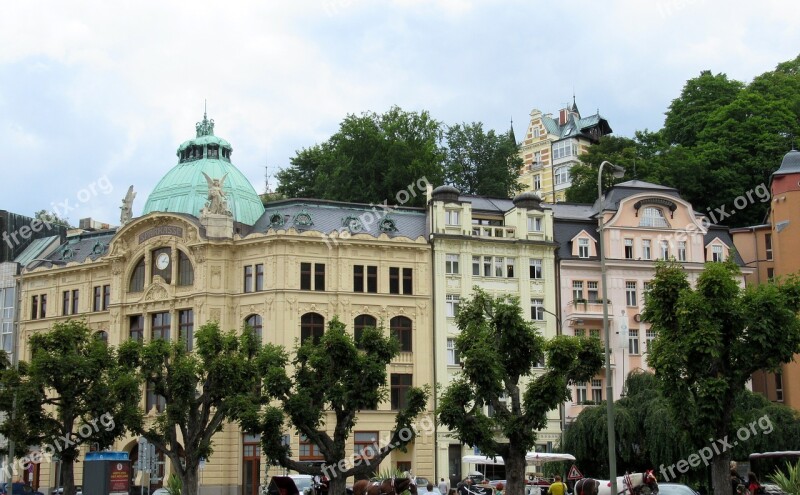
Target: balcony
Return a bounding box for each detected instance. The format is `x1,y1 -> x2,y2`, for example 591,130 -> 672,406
564,299 -> 613,321
471,225 -> 516,238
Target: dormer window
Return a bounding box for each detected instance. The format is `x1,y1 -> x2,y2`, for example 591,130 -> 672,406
379,218 -> 398,233
269,213 -> 285,228
343,216 -> 363,233
294,211 -> 313,227
578,238 -> 590,258
640,207 -> 669,228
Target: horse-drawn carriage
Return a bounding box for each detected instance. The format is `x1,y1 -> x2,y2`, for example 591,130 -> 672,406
462,452 -> 578,495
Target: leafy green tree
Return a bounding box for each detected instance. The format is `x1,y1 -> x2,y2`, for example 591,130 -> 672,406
34,209 -> 71,228
126,321 -> 283,495
438,288 -> 603,495
247,317 -> 429,495
645,260 -> 800,495
662,70 -> 744,147
276,106 -> 445,206
443,122 -> 523,197
0,320 -> 141,495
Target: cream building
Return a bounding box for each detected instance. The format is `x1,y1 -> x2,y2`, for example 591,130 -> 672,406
551,180 -> 748,424
16,115 -> 435,495
427,187 -> 561,486
517,101 -> 612,202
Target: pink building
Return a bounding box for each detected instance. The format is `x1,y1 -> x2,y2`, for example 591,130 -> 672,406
551,180 -> 747,424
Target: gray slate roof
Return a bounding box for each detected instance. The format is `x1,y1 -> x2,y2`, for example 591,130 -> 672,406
33,230 -> 117,268
772,150 -> 800,177
253,199 -> 427,240
704,226 -> 745,265
458,195 -> 516,214
597,180 -> 682,212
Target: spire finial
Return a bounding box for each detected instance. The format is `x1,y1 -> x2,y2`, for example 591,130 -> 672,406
196,101 -> 215,137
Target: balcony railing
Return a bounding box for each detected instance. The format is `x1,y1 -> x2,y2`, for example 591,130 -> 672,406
471,226 -> 516,238
564,299 -> 612,320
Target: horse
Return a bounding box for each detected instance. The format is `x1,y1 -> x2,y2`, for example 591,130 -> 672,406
353,477 -> 418,495
591,471 -> 659,495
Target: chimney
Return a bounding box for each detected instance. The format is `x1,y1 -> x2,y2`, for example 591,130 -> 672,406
559,108 -> 568,126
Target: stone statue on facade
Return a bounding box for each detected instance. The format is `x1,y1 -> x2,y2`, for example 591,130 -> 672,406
120,185 -> 136,226
201,172 -> 232,217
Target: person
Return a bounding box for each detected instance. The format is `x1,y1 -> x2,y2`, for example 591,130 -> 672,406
449,489 -> 458,495
731,468 -> 748,495
747,472 -> 762,495
496,482 -> 505,495
548,475 -> 568,495
458,478 -> 474,495
425,483 -> 437,493
439,478 -> 449,495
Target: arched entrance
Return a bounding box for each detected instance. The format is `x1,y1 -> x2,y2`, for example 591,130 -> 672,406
126,440 -> 166,493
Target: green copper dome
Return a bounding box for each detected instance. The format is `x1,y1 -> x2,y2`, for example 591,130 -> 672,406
143,114 -> 265,225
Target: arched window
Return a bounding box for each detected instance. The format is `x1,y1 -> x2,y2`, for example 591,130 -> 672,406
178,250 -> 194,286
640,207 -> 668,227
300,313 -> 325,344
554,166 -> 570,185
390,316 -> 412,352
245,314 -> 263,341
129,257 -> 145,292
353,314 -> 377,347
94,330 -> 109,343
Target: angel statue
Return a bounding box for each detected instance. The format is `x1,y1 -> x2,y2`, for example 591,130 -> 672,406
120,185 -> 136,225
201,172 -> 232,216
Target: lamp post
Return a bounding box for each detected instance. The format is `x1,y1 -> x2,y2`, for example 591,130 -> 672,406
598,160 -> 625,494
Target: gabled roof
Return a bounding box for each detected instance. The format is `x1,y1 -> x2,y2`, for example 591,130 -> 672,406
597,180 -> 682,212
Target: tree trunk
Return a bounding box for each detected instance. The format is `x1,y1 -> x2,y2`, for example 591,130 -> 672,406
711,451 -> 732,495
505,445 -> 527,495
62,461 -> 76,495
328,473 -> 348,495
181,468 -> 200,495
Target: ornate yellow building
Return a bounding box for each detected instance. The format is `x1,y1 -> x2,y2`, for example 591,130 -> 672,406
518,101 -> 612,202
17,116 -> 435,495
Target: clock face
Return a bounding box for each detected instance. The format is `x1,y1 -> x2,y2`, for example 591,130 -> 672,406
156,252 -> 170,270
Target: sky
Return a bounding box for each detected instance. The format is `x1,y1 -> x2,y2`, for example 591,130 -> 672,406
1,0 -> 799,225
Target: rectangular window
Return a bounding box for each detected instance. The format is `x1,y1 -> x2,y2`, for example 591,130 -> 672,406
314,263 -> 326,291
642,240 -> 651,260
626,281 -> 638,307
366,266 -> 377,293
483,257 -> 492,277
71,289 -> 79,315
574,381 -> 587,404
775,373 -> 783,402
353,265 -> 364,292
574,328 -> 586,338
300,262 -> 312,291
712,245 -> 724,262
629,328 -> 640,355
533,174 -> 541,190
587,281 -> 599,303
1,322 -> 11,353
527,216 -> 543,232
62,291 -> 69,316
255,264 -> 264,291
678,241 -> 687,261
591,379 -> 603,403
93,286 -> 102,312
391,374 -> 412,409
402,268 -> 413,295
2,289 -> 12,319
578,238 -> 589,258
646,329 -> 656,352
572,281 -> 584,302
529,259 -> 543,279
660,240 -> 669,260
39,294 -> 47,319
389,267 -> 400,294
179,309 -> 194,351
446,338 -> 460,365
445,210 -> 460,226
553,140 -> 575,160
445,254 -> 460,275
506,258 -> 515,278
146,382 -> 166,413
31,295 -> 38,320
494,257 -> 503,277
531,298 -> 545,321
103,285 -> 110,311
624,238 -> 634,259
767,268 -> 775,281
446,294 -> 460,317
765,233 -> 773,261
299,435 -> 323,460
152,312 -> 171,341
472,256 -> 480,276
130,315 -> 144,343
354,432 -> 378,459
244,265 -> 253,293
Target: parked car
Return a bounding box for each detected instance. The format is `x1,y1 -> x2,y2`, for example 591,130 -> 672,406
656,483 -> 700,495
49,487 -> 81,495
415,477 -> 431,489
1,483 -> 44,495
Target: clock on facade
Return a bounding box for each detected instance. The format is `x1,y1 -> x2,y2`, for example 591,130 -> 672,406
156,252 -> 170,270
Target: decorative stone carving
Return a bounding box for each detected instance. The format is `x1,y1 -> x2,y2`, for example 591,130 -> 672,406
144,284 -> 169,302
120,185 -> 136,226
200,172 -> 232,217
210,308 -> 221,322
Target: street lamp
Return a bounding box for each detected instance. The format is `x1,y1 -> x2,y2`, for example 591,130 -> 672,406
598,160 -> 625,494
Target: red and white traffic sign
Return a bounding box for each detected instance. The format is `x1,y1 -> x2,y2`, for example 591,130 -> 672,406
567,464 -> 584,480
